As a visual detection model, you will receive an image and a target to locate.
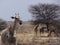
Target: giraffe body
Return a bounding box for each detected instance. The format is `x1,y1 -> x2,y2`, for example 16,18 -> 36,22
1,28 -> 16,45
1,28 -> 9,45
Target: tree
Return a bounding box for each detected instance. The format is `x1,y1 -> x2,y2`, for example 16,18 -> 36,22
29,4 -> 60,32
0,19 -> 8,31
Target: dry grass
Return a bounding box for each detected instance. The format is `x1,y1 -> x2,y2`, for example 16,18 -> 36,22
16,32 -> 60,45
0,32 -> 60,45
0,22 -> 60,45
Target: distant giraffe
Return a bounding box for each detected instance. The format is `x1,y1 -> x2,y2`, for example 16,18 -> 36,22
1,14 -> 22,45
34,24 -> 46,36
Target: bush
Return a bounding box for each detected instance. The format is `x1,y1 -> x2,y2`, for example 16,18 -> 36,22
0,19 -> 8,31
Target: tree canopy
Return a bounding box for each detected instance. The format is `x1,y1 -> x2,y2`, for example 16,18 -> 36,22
29,4 -> 60,25
29,4 -> 60,32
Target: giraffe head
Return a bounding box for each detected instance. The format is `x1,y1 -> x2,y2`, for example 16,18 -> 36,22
11,15 -> 22,25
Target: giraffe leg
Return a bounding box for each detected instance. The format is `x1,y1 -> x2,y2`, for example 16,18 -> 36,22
39,30 -> 41,36
48,31 -> 51,37
34,29 -> 37,36
11,37 -> 17,45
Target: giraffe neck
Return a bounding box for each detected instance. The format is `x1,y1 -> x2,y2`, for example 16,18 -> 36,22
12,19 -> 17,32
9,19 -> 17,37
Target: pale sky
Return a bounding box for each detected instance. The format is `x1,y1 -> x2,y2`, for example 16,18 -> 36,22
0,0 -> 60,21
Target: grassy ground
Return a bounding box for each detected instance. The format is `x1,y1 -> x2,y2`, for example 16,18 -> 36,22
0,31 -> 60,45
16,32 -> 60,45
0,32 -> 60,45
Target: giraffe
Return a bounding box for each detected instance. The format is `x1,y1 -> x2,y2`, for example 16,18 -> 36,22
33,24 -> 47,36
1,14 -> 22,45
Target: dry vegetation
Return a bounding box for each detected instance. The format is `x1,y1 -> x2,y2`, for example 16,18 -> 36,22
16,33 -> 60,45
0,22 -> 60,45
16,22 -> 60,45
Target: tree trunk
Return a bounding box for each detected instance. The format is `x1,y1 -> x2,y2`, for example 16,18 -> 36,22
46,24 -> 49,32
46,24 -> 50,36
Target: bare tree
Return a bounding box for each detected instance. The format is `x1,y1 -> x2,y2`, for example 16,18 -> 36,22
29,4 -> 60,32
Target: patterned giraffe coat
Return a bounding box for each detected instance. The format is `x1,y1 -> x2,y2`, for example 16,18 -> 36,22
1,27 -> 16,45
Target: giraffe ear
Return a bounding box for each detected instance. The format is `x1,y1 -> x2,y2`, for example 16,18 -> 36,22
11,16 -> 15,19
